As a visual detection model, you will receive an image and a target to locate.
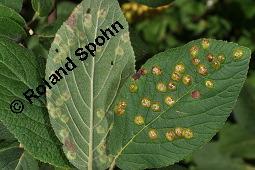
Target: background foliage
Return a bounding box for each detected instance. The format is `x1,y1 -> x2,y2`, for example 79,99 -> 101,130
0,0 -> 254,169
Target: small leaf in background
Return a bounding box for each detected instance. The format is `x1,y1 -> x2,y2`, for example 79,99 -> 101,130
0,5 -> 27,40
234,72 -> 255,134
219,124 -> 255,159
46,0 -> 135,169
31,0 -> 53,17
0,0 -> 23,12
0,122 -> 39,170
191,143 -> 246,170
0,5 -> 26,27
0,37 -> 69,168
108,39 -> 251,169
129,0 -> 175,7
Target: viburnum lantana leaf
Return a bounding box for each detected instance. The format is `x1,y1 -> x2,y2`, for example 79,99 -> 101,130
108,39 -> 251,170
46,0 -> 135,169
0,37 -> 69,168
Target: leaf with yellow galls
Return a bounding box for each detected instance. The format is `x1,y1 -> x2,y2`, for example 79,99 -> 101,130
108,39 -> 251,170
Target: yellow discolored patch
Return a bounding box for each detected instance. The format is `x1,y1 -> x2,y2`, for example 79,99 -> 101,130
192,58 -> 200,65
56,97 -> 64,106
233,48 -> 244,60
201,39 -> 210,49
66,151 -> 76,160
129,82 -> 138,93
175,63 -> 185,73
151,102 -> 161,112
190,45 -> 199,57
97,9 -> 107,18
165,130 -> 175,141
61,92 -> 71,101
197,64 -> 208,76
59,129 -> 69,139
115,46 -> 124,56
168,82 -> 177,91
156,82 -> 167,92
96,109 -> 105,119
152,66 -> 162,75
171,72 -> 181,81
164,96 -> 175,107
205,80 -> 214,89
134,115 -> 145,125
182,128 -> 193,139
96,125 -> 106,134
121,32 -> 130,43
148,129 -> 158,140
182,75 -> 192,86
141,97 -> 151,108
84,14 -> 92,28
60,114 -> 69,123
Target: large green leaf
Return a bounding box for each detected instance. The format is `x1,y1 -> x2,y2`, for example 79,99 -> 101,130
46,0 -> 135,169
0,0 -> 23,12
129,0 -> 175,7
31,0 -> 53,17
108,39 -> 251,169
0,37 -> 69,167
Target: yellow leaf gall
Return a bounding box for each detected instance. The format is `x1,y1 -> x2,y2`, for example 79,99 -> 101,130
148,129 -> 158,140
141,97 -> 151,108
164,96 -> 175,107
182,75 -> 192,86
134,115 -> 145,125
156,82 -> 167,92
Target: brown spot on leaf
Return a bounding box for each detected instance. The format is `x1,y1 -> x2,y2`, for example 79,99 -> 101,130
191,90 -> 201,99
64,138 -> 76,153
66,13 -> 76,27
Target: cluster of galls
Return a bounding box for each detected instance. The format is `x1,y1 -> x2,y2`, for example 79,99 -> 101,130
114,101 -> 127,115
147,127 -> 194,141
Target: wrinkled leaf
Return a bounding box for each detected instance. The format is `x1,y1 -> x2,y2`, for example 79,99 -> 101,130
129,0 -> 175,7
31,0 -> 53,17
0,5 -> 26,27
46,0 -> 135,169
0,0 -> 23,12
108,39 -> 251,169
0,17 -> 26,40
0,37 -> 69,167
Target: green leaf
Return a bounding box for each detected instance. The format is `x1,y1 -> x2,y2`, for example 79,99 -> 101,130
129,0 -> 174,7
0,147 -> 39,170
191,143 -> 246,170
0,0 -> 23,12
31,0 -> 53,17
0,37 -> 69,168
46,0 -> 135,169
234,73 -> 255,133
108,39 -> 251,169
0,5 -> 26,27
0,17 -> 26,40
219,124 -> 255,159
0,122 -> 15,141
